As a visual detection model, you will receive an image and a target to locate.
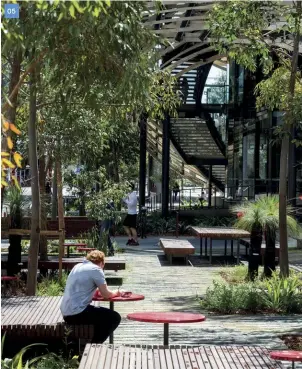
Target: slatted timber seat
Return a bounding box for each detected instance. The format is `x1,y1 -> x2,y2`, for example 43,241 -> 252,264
160,238 -> 195,265
79,344 -> 284,369
1,257 -> 126,272
240,238 -> 280,257
1,296 -> 97,339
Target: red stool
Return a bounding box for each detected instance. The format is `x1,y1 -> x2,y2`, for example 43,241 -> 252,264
270,350 -> 302,369
1,276 -> 19,296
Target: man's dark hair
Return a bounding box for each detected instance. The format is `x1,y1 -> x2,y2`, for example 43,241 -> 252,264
129,182 -> 135,190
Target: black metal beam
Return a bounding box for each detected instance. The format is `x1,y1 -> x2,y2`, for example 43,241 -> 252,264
161,115 -> 170,218
139,114 -> 147,209
208,165 -> 212,207
186,157 -> 228,166
203,111 -> 226,156
175,4 -> 194,42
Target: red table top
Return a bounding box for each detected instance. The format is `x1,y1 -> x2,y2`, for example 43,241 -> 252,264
270,350 -> 302,362
64,243 -> 87,247
77,247 -> 96,251
127,312 -> 206,324
1,276 -> 18,281
93,292 -> 144,302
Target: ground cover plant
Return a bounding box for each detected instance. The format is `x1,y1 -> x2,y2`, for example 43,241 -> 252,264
1,334 -> 78,369
200,266 -> 302,314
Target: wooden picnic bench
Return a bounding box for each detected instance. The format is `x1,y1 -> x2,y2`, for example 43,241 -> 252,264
1,257 -> 126,272
159,239 -> 195,265
79,344 -> 284,369
191,227 -> 250,264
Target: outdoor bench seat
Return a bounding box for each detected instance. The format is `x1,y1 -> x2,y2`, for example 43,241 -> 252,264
79,344 -> 283,369
160,238 -> 194,265
240,238 -> 280,256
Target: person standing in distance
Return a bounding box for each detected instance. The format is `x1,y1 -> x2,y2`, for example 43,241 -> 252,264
123,183 -> 139,246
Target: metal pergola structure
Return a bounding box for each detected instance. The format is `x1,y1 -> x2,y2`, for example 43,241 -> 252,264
139,1 -> 302,216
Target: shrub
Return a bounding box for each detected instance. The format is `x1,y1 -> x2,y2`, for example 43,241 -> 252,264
220,265 -> 250,284
201,281 -> 264,314
262,271 -> 302,313
37,273 -> 68,296
202,270 -> 302,314
192,215 -> 235,228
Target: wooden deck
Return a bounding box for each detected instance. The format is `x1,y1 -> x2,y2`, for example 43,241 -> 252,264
79,344 -> 283,369
1,296 -> 98,339
1,256 -> 126,271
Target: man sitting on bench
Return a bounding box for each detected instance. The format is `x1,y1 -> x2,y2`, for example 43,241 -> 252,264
60,250 -> 121,343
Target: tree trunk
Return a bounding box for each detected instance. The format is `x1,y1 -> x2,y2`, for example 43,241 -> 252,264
57,158 -> 65,280
1,49 -> 23,212
264,231 -> 276,278
279,2 -> 301,278
26,61 -> 40,296
51,161 -> 58,220
7,207 -> 22,276
112,142 -> 120,183
39,154 -> 48,263
248,226 -> 262,281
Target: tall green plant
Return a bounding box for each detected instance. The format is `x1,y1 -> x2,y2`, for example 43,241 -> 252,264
1,334 -> 46,369
233,195 -> 301,278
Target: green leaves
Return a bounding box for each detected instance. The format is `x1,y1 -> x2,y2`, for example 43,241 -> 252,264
69,4 -> 75,18
208,1 -> 292,74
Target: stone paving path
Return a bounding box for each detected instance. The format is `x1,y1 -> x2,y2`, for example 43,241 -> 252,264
110,237 -> 301,349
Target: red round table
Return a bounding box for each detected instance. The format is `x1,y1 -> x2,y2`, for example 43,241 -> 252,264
93,292 -> 144,344
127,312 -> 206,346
270,351 -> 302,368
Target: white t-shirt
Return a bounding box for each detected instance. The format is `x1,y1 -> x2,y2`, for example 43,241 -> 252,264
125,191 -> 137,215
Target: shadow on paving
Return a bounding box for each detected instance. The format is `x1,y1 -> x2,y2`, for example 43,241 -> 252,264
145,328 -> 286,348
208,314 -> 302,324
156,295 -> 201,311
157,254 -> 241,267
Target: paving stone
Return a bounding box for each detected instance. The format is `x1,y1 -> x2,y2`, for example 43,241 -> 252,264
110,236 -> 301,349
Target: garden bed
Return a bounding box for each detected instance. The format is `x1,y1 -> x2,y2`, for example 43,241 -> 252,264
280,335 -> 302,350
200,266 -> 302,315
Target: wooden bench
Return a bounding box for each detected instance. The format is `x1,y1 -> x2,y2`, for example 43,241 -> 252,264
79,344 -> 283,369
160,239 -> 194,265
1,258 -> 126,271
240,238 -> 280,258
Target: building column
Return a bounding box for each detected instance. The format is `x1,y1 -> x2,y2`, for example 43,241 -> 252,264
288,127 -> 296,205
162,115 -> 170,218
208,165 -> 212,207
148,154 -> 153,196
139,114 -> 147,209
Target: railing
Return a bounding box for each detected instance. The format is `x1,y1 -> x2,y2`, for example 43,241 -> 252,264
145,184 -> 294,212
202,84 -> 229,105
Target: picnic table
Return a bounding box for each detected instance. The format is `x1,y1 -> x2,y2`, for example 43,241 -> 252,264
93,291 -> 144,344
191,227 -> 250,264
127,312 -> 205,346
63,243 -> 87,258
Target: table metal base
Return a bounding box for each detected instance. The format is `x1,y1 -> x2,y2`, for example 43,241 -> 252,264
164,323 -> 169,346
109,301 -> 114,344
200,238 -> 240,265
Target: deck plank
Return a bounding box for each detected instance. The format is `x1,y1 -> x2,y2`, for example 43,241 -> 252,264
76,344 -> 285,369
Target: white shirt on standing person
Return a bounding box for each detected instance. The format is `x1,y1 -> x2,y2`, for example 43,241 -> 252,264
124,191 -> 137,215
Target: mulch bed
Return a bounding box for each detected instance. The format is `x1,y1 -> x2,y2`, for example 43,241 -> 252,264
280,335 -> 302,350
